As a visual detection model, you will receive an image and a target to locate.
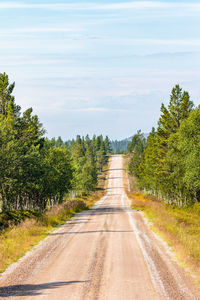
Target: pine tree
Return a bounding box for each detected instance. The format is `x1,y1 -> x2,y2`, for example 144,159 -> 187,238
136,85 -> 195,201
0,73 -> 20,117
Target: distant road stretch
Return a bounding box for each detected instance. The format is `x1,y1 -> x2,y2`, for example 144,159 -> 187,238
0,155 -> 199,299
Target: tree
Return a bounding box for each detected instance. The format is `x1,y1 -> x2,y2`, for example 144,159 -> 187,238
96,142 -> 106,172
128,131 -> 146,177
136,85 -> 195,203
0,72 -> 20,117
166,107 -> 200,204
104,136 -> 112,154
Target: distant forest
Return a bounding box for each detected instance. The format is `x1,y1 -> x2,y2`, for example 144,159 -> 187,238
110,137 -> 132,154
66,137 -> 130,154
110,134 -> 149,154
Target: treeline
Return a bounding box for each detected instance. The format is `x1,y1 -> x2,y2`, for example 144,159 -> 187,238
110,134 -> 149,154
110,139 -> 130,154
0,73 -> 111,212
128,85 -> 200,206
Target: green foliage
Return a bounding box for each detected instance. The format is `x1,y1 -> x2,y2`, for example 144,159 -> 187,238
70,134 -> 109,194
130,85 -> 199,206
166,108 -> 200,203
0,72 -> 20,117
0,210 -> 41,232
0,73 -> 110,212
128,130 -> 146,177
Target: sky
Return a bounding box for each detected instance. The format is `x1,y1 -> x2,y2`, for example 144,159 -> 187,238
0,1 -> 200,140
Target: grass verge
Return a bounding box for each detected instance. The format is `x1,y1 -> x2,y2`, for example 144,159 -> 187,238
0,196 -> 98,273
0,160 -> 109,274
123,155 -> 200,282
127,190 -> 200,281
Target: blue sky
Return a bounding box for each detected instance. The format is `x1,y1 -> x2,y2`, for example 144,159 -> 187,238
0,1 -> 200,140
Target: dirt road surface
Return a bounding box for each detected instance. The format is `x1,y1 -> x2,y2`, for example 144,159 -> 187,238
0,155 -> 199,299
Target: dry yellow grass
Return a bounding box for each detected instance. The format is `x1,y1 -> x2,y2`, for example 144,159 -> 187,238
0,194 -> 106,274
123,155 -> 200,281
0,219 -> 48,272
0,159 -> 109,274
128,190 -> 200,280
0,165 -> 108,274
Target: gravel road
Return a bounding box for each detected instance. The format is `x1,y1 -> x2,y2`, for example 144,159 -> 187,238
0,155 -> 199,299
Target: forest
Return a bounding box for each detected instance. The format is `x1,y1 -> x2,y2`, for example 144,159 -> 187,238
110,138 -> 131,154
128,85 -> 200,206
0,73 -> 112,212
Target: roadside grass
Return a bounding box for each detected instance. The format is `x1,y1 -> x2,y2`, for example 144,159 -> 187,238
127,190 -> 200,279
0,219 -> 48,273
123,155 -> 200,281
0,192 -> 105,274
0,161 -> 109,274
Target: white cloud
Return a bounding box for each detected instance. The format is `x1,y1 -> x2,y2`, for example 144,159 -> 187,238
130,38 -> 200,47
0,27 -> 82,37
0,2 -> 200,12
11,27 -> 81,33
101,2 -> 200,11
23,102 -> 130,117
0,58 -> 73,66
100,2 -> 171,10
80,107 -> 128,112
42,107 -> 129,114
